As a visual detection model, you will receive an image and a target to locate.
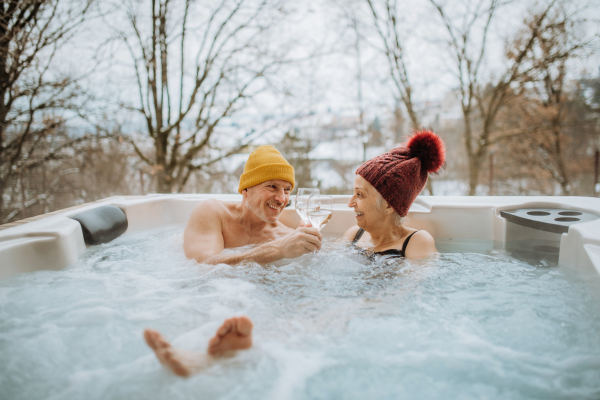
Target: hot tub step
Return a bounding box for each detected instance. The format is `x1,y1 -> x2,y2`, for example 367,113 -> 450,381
500,208 -> 599,234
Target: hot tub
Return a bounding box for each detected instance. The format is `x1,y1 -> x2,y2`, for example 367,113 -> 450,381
2,195 -> 600,279
2,195 -> 600,399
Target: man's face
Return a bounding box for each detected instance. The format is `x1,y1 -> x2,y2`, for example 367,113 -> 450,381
244,179 -> 292,223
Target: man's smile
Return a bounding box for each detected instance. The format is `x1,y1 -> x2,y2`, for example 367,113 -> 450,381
267,203 -> 283,211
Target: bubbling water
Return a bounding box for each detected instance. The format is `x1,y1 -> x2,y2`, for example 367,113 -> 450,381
1,224 -> 600,400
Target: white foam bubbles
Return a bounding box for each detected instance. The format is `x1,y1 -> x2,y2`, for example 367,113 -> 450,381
2,225 -> 600,399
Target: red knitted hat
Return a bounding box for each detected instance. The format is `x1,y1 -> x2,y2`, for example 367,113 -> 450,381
356,130 -> 445,217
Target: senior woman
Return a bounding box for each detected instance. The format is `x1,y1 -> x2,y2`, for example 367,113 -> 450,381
343,130 -> 445,259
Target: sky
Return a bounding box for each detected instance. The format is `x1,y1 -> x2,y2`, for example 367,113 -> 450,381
51,0 -> 600,136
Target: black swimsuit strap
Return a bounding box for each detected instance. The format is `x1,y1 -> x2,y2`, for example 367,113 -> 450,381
353,228 -> 419,258
352,228 -> 366,244
401,231 -> 419,255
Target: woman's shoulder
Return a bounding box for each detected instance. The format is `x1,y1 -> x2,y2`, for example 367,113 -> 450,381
342,225 -> 362,241
407,229 -> 435,245
404,229 -> 437,258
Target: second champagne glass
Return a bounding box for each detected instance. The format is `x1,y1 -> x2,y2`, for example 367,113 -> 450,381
307,195 -> 333,231
295,188 -> 319,224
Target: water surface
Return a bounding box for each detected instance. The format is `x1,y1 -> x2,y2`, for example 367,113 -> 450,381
1,224 -> 600,400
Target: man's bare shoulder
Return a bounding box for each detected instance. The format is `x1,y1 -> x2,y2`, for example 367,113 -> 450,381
192,199 -> 237,216
186,199 -> 238,227
184,199 -> 235,262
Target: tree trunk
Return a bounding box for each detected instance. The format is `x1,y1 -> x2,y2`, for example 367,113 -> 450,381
405,96 -> 420,131
468,156 -> 480,196
0,180 -> 4,222
20,174 -> 26,219
463,114 -> 480,195
156,170 -> 173,193
553,129 -> 571,195
467,145 -> 488,196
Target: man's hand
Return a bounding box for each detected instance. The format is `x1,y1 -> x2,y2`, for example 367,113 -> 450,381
298,220 -> 311,228
272,227 -> 322,259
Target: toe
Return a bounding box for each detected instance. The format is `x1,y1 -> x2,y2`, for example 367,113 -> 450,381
144,329 -> 159,349
216,318 -> 234,337
236,317 -> 253,336
145,329 -> 173,352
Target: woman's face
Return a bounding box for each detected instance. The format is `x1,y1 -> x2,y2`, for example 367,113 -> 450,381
347,175 -> 385,230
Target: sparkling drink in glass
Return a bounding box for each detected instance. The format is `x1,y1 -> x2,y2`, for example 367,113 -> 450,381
307,195 -> 333,231
296,188 -> 319,223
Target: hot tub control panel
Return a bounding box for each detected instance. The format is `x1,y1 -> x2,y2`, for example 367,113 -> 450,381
500,208 -> 599,234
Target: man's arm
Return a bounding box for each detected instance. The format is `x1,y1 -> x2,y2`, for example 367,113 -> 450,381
202,241 -> 282,265
183,201 -> 322,265
183,200 -> 227,263
202,227 -> 322,265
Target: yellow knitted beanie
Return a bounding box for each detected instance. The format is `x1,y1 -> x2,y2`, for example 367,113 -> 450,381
238,145 -> 295,193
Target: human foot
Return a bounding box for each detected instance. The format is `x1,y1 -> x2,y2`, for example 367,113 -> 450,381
144,329 -> 198,377
207,316 -> 253,356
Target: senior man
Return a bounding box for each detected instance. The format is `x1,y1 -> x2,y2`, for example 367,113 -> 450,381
183,145 -> 322,264
144,146 -> 322,377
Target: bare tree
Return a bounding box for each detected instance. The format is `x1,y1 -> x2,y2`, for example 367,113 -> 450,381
350,15 -> 368,162
364,0 -> 421,130
494,4 -> 597,195
338,0 -> 437,193
2,127 -> 140,224
0,0 -> 94,222
105,0 -> 289,193
429,0 -> 559,195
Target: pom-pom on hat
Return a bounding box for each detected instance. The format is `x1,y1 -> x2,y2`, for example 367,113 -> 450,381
238,145 -> 295,193
356,130 -> 445,217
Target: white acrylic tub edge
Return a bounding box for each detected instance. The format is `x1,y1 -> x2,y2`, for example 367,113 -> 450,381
2,195 -> 600,280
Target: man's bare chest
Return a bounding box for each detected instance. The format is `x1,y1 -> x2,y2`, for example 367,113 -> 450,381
222,225 -> 282,248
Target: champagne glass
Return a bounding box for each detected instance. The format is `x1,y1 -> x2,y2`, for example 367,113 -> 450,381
295,188 -> 319,224
307,195 -> 333,231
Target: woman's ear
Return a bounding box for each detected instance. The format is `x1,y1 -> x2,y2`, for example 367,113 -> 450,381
385,203 -> 394,215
